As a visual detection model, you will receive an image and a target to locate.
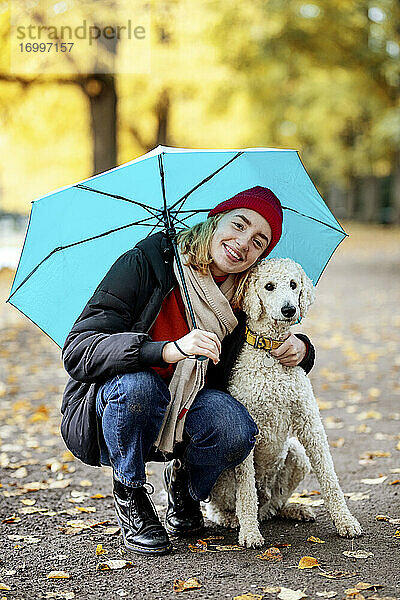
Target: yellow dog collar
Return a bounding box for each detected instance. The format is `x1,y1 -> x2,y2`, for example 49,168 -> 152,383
245,325 -> 283,351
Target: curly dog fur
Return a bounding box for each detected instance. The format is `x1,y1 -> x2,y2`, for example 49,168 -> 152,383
206,258 -> 362,548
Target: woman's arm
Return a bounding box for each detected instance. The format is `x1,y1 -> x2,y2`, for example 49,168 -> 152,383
62,248 -> 168,384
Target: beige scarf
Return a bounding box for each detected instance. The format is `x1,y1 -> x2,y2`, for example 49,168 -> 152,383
154,251 -> 238,454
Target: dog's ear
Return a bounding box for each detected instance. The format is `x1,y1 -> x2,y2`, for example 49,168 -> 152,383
242,269 -> 264,322
298,264 -> 316,318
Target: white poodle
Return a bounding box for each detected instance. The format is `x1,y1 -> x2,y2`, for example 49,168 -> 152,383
206,258 -> 362,548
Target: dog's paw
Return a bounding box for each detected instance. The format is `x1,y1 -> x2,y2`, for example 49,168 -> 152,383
335,515 -> 362,538
278,503 -> 316,522
238,527 -> 265,548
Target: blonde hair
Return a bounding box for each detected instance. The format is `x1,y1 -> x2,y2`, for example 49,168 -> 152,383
176,214 -> 257,311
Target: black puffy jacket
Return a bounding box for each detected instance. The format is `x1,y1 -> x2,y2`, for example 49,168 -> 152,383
61,232 -> 315,466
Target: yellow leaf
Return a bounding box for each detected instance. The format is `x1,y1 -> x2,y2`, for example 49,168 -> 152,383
356,411 -> 382,421
95,544 -> 106,555
79,479 -> 92,487
173,577 -> 202,592
188,539 -> 207,553
0,584 -> 11,591
47,571 -> 70,579
394,530 -> 400,538
62,451 -> 75,462
256,547 -> 282,561
96,560 -> 133,571
91,493 -> 106,499
354,583 -> 383,590
307,536 -> 325,543
298,556 -> 319,569
20,498 -> 36,506
233,595 -> 263,600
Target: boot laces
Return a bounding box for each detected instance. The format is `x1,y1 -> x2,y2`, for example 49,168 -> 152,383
128,482 -> 157,526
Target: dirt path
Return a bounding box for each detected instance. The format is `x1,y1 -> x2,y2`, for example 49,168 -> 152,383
0,223 -> 399,600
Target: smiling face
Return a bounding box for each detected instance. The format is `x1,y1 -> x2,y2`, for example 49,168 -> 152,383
209,208 -> 272,276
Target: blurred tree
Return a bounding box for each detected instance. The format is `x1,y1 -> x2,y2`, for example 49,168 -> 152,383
208,0 -> 400,221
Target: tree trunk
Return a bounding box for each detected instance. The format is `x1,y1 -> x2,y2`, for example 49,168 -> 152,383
359,176 -> 380,222
85,75 -> 118,175
155,88 -> 170,146
392,151 -> 400,225
345,178 -> 357,220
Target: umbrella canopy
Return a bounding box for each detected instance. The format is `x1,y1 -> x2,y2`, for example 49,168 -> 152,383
7,145 -> 347,348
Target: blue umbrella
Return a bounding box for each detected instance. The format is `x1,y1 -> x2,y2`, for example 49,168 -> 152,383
7,145 -> 347,348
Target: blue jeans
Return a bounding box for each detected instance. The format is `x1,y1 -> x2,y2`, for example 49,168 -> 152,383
96,370 -> 258,501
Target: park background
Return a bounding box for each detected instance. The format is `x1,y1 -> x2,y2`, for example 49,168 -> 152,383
0,1 -> 399,599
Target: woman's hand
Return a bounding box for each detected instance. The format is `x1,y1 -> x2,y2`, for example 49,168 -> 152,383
270,332 -> 306,367
162,329 -> 221,365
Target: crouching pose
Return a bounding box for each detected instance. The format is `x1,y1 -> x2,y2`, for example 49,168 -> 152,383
61,186 -> 315,555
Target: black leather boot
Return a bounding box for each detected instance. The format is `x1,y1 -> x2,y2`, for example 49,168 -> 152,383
163,459 -> 204,536
113,477 -> 172,555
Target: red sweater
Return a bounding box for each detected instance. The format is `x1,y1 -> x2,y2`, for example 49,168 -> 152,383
149,275 -> 228,383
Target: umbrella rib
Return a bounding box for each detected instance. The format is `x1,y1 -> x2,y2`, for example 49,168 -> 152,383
75,184 -> 161,217
7,215 -> 160,301
168,151 -> 244,212
281,205 -> 348,236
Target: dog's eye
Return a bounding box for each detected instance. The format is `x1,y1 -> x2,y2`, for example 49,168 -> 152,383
265,283 -> 275,291
290,281 -> 297,289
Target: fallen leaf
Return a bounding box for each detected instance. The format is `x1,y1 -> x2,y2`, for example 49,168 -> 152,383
256,547 -> 282,561
354,582 -> 383,590
356,411 -> 382,420
0,584 -> 10,591
79,480 -> 92,487
214,545 -> 243,551
345,492 -> 370,502
95,544 -> 106,556
343,550 -> 374,559
366,596 -> 397,600
262,587 -> 281,593
233,594 -> 263,600
188,540 -> 207,553
316,593 -> 336,598
104,526 -> 120,535
359,452 -> 391,460
91,493 -> 106,499
394,530 -> 400,538
20,498 -> 36,506
298,556 -> 319,569
360,476 -> 387,485
278,587 -> 308,600
173,577 -> 202,592
375,515 -> 390,521
330,438 -> 345,448
318,570 -> 358,579
75,506 -> 96,513
47,571 -> 71,579
388,479 -> 400,485
307,536 -> 325,543
96,560 -> 133,571
2,514 -> 21,524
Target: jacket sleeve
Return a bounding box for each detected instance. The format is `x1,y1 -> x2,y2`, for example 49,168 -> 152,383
62,248 -> 168,384
294,333 -> 315,374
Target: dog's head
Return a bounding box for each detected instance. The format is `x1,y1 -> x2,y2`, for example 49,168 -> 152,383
242,258 -> 315,325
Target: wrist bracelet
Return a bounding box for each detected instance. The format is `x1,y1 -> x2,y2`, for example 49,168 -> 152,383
173,340 -> 192,358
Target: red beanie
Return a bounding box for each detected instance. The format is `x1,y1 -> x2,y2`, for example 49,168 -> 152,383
208,186 -> 283,257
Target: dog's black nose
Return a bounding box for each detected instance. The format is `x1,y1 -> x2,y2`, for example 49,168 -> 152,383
281,304 -> 296,318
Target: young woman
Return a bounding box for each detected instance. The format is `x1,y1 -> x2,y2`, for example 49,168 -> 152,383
61,186 -> 315,556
